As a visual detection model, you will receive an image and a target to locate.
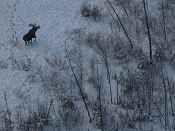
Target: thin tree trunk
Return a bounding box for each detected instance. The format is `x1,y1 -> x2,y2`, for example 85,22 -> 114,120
167,76 -> 174,116
116,75 -> 119,104
96,64 -> 104,131
106,3 -> 121,33
161,0 -> 167,45
142,0 -> 153,64
65,42 -> 92,122
104,55 -> 113,104
46,99 -> 54,119
119,3 -> 129,17
162,70 -> 168,128
96,44 -> 113,104
105,0 -> 133,49
3,92 -> 13,131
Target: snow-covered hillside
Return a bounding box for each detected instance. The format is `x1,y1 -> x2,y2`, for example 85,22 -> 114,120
0,0 -> 109,130
0,0 -> 175,131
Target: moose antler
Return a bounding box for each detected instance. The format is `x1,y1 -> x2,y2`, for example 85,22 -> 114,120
28,23 -> 40,29
28,23 -> 37,27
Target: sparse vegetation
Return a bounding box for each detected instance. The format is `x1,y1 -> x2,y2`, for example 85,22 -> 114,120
81,2 -> 102,21
0,0 -> 175,131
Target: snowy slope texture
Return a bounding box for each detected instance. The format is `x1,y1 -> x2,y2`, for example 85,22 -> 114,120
0,0 -> 175,131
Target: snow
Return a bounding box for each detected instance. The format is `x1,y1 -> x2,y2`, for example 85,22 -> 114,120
0,0 -> 104,130
0,0 -> 85,114
0,0 -> 174,131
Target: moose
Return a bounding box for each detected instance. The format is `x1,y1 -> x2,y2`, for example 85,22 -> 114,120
23,24 -> 40,45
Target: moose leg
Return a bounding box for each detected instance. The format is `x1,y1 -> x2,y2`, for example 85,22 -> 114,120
33,36 -> 36,41
25,40 -> 30,46
30,39 -> 32,44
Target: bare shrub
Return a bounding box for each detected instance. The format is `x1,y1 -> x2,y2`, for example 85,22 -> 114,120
1,112 -> 13,131
118,110 -> 136,129
83,32 -> 132,64
171,55 -> 175,70
118,69 -> 157,121
80,2 -> 102,21
15,102 -> 52,131
90,101 -> 117,131
34,56 -> 71,100
8,55 -> 32,71
129,46 -> 147,61
59,97 -> 83,130
154,47 -> 168,62
0,60 -> 8,69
